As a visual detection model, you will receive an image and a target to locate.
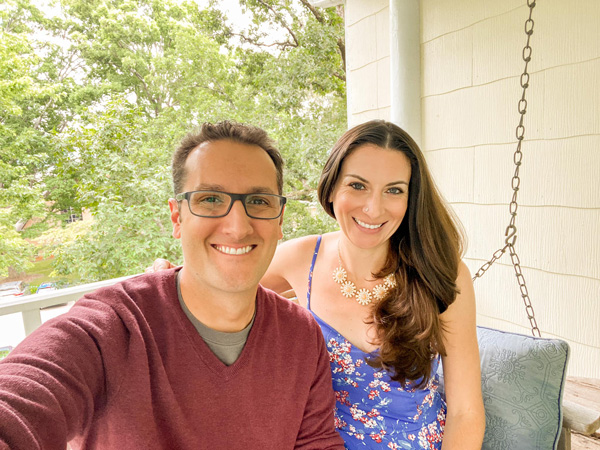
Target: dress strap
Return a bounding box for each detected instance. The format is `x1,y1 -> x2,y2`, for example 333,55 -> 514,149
306,236 -> 322,310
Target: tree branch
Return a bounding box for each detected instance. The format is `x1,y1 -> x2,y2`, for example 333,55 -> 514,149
232,32 -> 297,50
33,98 -> 54,130
299,0 -> 324,23
255,0 -> 299,47
115,40 -> 158,113
337,38 -> 346,77
333,71 -> 346,82
299,0 -> 346,79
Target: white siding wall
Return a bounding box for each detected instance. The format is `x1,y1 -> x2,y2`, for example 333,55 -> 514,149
345,0 -> 600,377
345,0 -> 391,125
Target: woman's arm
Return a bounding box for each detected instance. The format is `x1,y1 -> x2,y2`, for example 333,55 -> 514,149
440,262 -> 485,449
261,235 -> 320,306
260,240 -> 295,294
145,258 -> 177,273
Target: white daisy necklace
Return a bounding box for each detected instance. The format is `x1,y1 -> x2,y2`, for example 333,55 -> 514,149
332,242 -> 397,306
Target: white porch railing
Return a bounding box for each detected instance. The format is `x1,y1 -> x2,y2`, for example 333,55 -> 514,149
0,275 -> 135,336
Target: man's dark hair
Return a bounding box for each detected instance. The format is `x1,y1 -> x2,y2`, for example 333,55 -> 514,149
172,121 -> 284,196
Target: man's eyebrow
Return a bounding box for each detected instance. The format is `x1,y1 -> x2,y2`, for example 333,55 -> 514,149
192,184 -> 277,194
344,174 -> 409,187
192,183 -> 225,191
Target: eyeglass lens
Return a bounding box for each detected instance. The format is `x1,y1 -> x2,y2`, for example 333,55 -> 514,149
188,191 -> 283,219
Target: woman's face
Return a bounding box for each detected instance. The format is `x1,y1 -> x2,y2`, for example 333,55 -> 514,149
330,144 -> 412,251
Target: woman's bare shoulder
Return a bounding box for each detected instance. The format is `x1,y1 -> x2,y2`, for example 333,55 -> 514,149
271,232 -> 335,270
262,234 -> 326,297
276,234 -> 322,260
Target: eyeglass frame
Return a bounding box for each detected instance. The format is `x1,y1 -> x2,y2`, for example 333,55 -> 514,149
175,190 -> 287,220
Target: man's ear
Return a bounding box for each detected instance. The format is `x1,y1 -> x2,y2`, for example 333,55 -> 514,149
169,198 -> 182,239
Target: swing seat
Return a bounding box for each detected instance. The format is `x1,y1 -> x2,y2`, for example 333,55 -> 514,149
438,326 -> 570,450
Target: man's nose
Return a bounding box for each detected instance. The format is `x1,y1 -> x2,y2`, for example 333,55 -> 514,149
221,199 -> 254,238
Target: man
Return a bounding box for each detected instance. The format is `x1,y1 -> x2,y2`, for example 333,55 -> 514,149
0,121 -> 343,449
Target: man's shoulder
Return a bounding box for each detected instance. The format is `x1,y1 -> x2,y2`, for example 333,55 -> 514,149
257,286 -> 317,327
81,269 -> 177,308
255,286 -> 327,372
57,269 -> 180,339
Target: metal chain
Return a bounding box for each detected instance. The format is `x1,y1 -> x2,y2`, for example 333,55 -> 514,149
472,0 -> 541,337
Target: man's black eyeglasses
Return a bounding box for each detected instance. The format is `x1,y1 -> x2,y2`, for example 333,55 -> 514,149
175,190 -> 287,220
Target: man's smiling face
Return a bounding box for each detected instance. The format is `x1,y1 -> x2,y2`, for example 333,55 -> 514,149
170,139 -> 284,298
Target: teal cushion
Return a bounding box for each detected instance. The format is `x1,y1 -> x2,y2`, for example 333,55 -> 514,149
438,326 -> 570,450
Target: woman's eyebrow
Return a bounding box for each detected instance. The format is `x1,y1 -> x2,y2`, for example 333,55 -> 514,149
345,174 -> 409,187
344,174 -> 369,183
386,180 -> 409,187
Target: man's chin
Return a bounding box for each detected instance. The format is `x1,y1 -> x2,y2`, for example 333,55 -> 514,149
210,274 -> 262,296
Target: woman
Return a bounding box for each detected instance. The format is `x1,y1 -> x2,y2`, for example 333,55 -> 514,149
152,120 -> 485,449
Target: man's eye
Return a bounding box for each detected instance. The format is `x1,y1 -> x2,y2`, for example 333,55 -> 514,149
349,182 -> 365,190
196,195 -> 223,204
247,195 -> 272,206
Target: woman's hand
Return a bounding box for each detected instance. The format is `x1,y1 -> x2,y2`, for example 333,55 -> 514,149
145,258 -> 176,273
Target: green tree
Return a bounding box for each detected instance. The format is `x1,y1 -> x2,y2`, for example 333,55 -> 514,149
219,0 -> 345,237
0,0 -> 96,246
1,0 -> 346,282
57,0 -> 232,117
44,0 -> 242,280
0,1 -> 45,275
50,96 -> 183,281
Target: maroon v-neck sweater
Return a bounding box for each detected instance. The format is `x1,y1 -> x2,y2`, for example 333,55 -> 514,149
0,269 -> 343,449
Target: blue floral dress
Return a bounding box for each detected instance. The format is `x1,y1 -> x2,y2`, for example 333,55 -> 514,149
308,236 -> 446,449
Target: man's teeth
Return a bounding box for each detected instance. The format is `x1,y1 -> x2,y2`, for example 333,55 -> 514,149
215,245 -> 253,255
355,219 -> 383,229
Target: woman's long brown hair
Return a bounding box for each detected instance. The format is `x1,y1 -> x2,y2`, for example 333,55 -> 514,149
317,120 -> 465,388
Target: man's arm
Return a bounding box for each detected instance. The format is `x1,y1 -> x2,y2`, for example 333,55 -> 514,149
0,300 -> 124,449
294,328 -> 345,449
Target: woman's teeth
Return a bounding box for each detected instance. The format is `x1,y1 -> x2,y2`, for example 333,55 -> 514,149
354,218 -> 383,229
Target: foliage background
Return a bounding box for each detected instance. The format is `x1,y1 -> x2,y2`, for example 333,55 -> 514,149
0,0 -> 345,282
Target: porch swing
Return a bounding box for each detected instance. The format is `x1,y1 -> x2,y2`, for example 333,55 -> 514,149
434,1 -> 600,449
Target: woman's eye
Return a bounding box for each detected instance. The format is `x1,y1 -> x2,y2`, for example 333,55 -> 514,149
387,187 -> 404,195
349,182 -> 365,190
